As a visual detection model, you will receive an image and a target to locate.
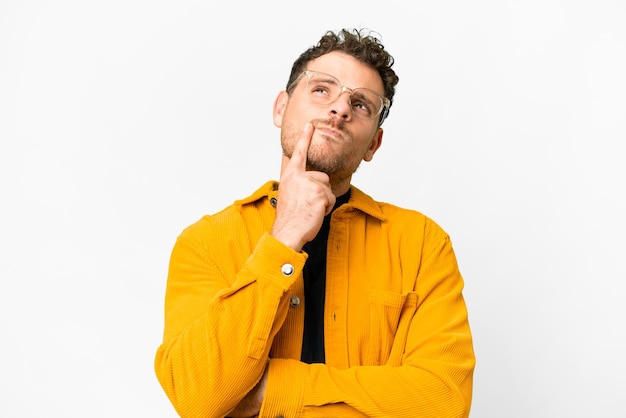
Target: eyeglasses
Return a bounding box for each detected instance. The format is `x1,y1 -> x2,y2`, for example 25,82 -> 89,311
289,70 -> 390,125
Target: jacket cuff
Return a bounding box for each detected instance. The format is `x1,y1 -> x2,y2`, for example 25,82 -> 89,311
248,232 -> 308,291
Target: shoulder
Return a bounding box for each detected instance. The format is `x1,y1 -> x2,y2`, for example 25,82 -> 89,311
350,185 -> 450,240
178,180 -> 278,242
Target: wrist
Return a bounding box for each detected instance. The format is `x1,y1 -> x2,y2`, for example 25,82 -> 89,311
270,228 -> 304,252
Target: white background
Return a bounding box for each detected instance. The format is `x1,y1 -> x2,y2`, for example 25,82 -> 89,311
1,0 -> 625,417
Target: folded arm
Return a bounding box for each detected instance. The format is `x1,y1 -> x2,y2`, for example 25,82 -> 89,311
260,231 -> 475,417
155,224 -> 306,418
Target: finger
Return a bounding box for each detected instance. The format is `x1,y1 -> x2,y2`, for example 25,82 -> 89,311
325,191 -> 337,216
289,123 -> 314,170
307,170 -> 330,184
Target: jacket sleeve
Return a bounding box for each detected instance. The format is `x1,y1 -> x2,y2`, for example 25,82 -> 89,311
260,223 -> 475,418
154,218 -> 307,418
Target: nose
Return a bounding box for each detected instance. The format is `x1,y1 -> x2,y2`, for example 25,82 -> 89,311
329,90 -> 353,121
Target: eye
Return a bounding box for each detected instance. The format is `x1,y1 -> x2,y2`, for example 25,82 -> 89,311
309,81 -> 333,98
352,100 -> 372,116
351,92 -> 376,117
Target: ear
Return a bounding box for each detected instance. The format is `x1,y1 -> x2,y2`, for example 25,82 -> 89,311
273,91 -> 289,127
363,128 -> 384,162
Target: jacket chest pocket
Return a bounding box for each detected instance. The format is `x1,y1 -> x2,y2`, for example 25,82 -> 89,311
364,290 -> 418,365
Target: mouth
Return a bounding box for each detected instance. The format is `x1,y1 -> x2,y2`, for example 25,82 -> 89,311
312,122 -> 345,142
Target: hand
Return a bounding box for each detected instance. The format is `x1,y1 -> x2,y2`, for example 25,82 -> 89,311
225,366 -> 268,417
271,123 -> 336,252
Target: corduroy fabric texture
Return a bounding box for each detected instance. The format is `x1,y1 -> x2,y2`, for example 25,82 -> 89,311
155,181 -> 475,417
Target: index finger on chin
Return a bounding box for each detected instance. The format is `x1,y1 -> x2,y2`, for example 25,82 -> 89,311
290,123 -> 314,170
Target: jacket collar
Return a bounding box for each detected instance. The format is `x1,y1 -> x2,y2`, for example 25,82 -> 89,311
234,181 -> 279,206
235,180 -> 385,222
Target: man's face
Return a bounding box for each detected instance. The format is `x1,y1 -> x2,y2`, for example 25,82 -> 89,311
273,51 -> 385,187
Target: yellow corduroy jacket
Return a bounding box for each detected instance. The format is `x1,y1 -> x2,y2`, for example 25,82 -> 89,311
155,181 -> 475,418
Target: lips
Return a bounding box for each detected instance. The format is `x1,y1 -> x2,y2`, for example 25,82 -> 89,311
319,128 -> 343,140
313,122 -> 345,142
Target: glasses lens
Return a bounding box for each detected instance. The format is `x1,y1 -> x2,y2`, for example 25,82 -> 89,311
307,72 -> 341,104
350,89 -> 383,120
306,72 -> 384,120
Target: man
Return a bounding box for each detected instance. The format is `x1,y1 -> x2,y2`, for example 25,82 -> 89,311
155,28 -> 475,417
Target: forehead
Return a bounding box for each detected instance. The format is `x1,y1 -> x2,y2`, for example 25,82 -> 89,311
306,51 -> 384,95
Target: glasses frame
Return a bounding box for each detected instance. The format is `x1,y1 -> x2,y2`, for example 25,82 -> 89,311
288,70 -> 390,126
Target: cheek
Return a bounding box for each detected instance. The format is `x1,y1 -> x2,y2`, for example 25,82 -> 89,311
279,120 -> 301,155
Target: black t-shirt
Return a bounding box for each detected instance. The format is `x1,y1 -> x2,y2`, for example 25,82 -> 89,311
300,189 -> 351,364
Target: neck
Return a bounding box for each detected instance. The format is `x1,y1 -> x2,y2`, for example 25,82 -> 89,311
330,180 -> 351,197
279,155 -> 352,197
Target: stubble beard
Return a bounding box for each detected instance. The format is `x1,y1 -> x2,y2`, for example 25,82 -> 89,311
280,119 -> 362,184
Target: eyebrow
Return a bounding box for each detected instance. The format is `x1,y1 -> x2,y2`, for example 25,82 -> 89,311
311,73 -> 341,86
